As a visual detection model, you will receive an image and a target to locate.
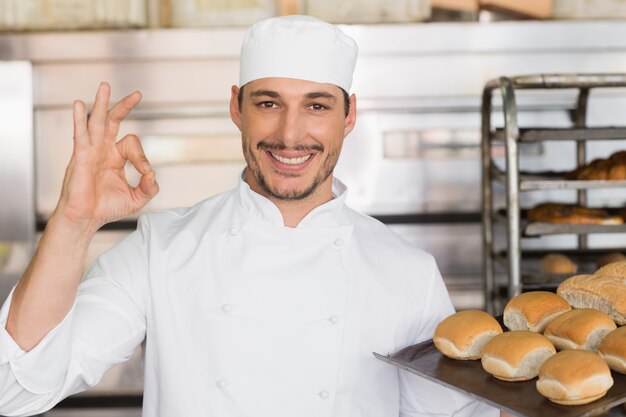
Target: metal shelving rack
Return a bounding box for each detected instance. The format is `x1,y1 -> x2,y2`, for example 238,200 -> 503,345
481,74 -> 626,314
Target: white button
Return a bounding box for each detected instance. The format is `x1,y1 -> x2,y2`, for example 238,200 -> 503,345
229,226 -> 239,236
318,390 -> 329,399
328,315 -> 340,324
221,304 -> 232,313
216,379 -> 228,389
333,238 -> 344,248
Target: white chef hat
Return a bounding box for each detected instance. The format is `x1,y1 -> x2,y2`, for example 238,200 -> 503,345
239,15 -> 358,92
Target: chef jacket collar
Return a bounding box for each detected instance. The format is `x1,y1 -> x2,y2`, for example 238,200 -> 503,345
237,171 -> 350,228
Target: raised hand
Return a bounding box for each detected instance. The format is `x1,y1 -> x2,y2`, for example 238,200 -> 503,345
54,82 -> 159,231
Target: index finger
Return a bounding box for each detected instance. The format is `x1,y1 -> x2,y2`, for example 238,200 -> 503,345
105,91 -> 142,141
72,99 -> 90,148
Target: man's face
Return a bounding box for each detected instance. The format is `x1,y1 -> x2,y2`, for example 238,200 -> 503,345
230,77 -> 356,202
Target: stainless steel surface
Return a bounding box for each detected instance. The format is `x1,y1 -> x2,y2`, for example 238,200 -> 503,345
0,61 -> 34,241
525,223 -> 626,236
44,409 -> 141,417
481,83 -> 495,314
482,73 -> 626,311
501,78 -> 522,299
490,166 -> 626,190
575,87 -> 590,249
0,61 -> 34,302
493,127 -> 626,142
374,337 -> 626,417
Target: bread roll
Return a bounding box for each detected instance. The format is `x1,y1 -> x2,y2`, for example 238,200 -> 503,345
557,268 -> 626,325
597,252 -> 626,269
481,331 -> 556,381
538,254 -> 577,275
537,350 -> 613,405
433,310 -> 502,360
598,326 -> 626,374
544,308 -> 616,352
504,291 -> 571,333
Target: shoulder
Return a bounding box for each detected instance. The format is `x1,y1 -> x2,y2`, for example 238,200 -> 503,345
345,207 -> 436,269
138,188 -> 237,243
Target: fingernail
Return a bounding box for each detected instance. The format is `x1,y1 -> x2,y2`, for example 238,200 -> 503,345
143,162 -> 151,173
150,173 -> 156,184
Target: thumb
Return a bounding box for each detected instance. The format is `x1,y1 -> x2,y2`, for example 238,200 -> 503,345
132,170 -> 159,210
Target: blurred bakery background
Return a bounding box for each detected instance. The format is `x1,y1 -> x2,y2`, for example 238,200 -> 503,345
1,0 -> 626,415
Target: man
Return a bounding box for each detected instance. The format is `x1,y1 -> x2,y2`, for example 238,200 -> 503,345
0,15 -> 505,417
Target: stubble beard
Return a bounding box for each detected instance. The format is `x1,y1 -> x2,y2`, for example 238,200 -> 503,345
242,136 -> 339,201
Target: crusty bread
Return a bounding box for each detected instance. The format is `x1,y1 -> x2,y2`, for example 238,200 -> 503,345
567,150 -> 626,181
577,159 -> 611,181
504,291 -> 571,333
433,310 -> 502,360
544,309 -> 616,352
538,254 -> 577,275
527,203 -> 622,225
597,252 -> 626,269
481,331 -> 556,381
596,260 -> 626,277
609,150 -> 626,163
598,326 -> 626,374
557,266 -> 626,325
609,162 -> 626,180
537,350 -> 613,405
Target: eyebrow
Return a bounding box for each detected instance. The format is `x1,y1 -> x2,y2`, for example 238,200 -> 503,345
249,89 -> 337,102
249,89 -> 281,98
305,92 -> 337,102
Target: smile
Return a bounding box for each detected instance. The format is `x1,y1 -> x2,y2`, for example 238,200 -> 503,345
270,152 -> 312,165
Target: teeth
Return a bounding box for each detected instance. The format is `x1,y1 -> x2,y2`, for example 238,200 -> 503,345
271,152 -> 311,165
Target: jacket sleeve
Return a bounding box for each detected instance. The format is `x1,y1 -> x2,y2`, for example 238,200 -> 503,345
398,257 -> 500,417
0,217 -> 151,417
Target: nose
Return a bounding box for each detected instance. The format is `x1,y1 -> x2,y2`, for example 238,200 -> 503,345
277,106 -> 304,146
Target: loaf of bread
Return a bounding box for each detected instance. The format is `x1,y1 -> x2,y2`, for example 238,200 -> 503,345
577,159 -> 612,180
557,261 -> 626,325
481,331 -> 556,381
504,291 -> 571,333
597,252 -> 626,269
566,150 -> 626,181
527,203 -> 623,225
598,326 -> 626,374
544,308 -> 616,352
538,254 -> 577,275
433,310 -> 502,360
536,350 -> 614,405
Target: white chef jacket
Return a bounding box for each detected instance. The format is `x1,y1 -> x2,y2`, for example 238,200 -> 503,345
0,176 -> 498,417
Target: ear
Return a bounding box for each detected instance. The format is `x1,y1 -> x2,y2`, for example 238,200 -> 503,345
229,85 -> 242,130
343,93 -> 357,137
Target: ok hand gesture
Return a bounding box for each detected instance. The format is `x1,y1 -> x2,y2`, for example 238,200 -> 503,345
54,82 -> 159,232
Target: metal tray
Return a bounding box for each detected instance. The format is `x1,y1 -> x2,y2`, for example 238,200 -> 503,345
490,166 -> 626,190
374,339 -> 626,417
524,222 -> 626,236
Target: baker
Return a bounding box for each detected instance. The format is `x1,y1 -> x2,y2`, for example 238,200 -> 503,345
0,15 -> 507,417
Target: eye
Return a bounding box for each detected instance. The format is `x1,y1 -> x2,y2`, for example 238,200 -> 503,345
310,103 -> 328,111
257,101 -> 278,109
